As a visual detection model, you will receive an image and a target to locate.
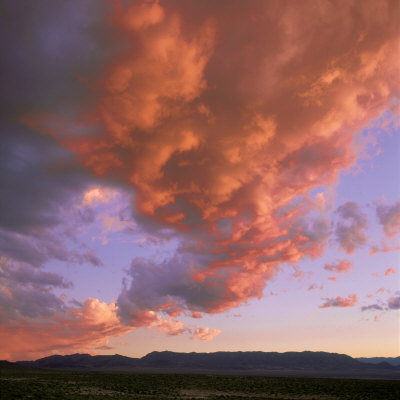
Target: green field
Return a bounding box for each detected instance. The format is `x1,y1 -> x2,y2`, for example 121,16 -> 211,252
1,367 -> 399,400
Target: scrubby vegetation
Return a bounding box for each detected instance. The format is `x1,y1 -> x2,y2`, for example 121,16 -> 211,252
1,366 -> 399,399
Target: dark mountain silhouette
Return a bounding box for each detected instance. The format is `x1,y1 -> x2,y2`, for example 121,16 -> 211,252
357,356 -> 400,367
17,353 -> 140,369
16,351 -> 399,375
0,360 -> 27,370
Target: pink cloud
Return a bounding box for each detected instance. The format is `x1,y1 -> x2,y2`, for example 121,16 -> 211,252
16,0 -> 400,347
148,314 -> 187,336
0,298 -> 133,361
191,326 -> 221,341
289,265 -> 313,282
191,311 -> 202,319
95,344 -> 116,350
324,259 -> 353,273
370,242 -> 400,255
320,294 -> 358,308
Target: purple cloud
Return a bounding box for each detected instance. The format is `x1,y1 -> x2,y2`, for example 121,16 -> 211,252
334,202 -> 368,253
376,201 -> 400,238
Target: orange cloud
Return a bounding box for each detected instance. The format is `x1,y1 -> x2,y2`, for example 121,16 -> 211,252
25,0 -> 400,319
0,298 -> 133,361
384,267 -> 396,276
191,311 -> 203,319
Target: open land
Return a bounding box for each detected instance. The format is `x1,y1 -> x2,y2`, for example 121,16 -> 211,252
1,366 -> 400,400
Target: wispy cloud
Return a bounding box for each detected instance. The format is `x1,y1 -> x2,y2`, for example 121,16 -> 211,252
320,294 -> 358,308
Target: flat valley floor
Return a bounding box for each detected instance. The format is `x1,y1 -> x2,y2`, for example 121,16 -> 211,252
1,367 -> 400,400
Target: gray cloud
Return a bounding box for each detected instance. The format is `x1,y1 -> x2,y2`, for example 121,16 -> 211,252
0,262 -> 72,289
376,201 -> 400,238
117,249 -> 227,324
0,259 -> 70,320
361,304 -> 384,312
0,0 -> 117,269
0,0 -> 113,118
388,296 -> 400,310
361,293 -> 400,312
334,202 -> 368,253
324,259 -> 352,273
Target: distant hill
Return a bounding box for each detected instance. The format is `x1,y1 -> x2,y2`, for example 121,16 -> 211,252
17,353 -> 140,369
0,360 -> 28,370
16,351 -> 399,377
357,357 -> 400,367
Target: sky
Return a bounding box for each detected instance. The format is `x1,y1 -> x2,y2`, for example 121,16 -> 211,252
0,0 -> 399,362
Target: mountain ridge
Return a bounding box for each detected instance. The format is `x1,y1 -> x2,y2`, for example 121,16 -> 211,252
357,356 -> 400,367
14,350 -> 400,374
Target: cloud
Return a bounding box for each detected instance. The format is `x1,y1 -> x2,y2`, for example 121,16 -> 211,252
148,314 -> 187,336
320,294 -> 358,308
0,254 -> 220,360
334,202 -> 368,253
191,327 -> 222,341
0,259 -> 71,289
308,283 -> 323,291
0,258 -> 70,320
324,259 -> 353,273
360,291 -> 400,312
40,0 -> 398,319
0,122 -> 106,270
371,268 -> 397,278
0,298 -> 133,361
376,201 -> 400,238
361,304 -> 384,312
384,267 -> 396,276
1,0 -> 400,350
388,296 -> 400,310
370,242 -> 400,255
289,265 -> 313,282
95,344 -> 116,350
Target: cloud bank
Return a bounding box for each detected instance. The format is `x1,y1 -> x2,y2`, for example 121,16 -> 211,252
1,0 -> 399,358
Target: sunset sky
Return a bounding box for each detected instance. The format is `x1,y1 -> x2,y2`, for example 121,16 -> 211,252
0,0 -> 399,362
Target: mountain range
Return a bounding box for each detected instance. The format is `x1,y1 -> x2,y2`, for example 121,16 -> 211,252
11,351 -> 399,379
357,356 -> 400,366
